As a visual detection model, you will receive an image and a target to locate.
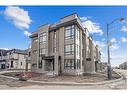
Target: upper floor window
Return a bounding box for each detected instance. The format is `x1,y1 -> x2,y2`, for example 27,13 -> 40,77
54,31 -> 56,39
33,38 -> 38,42
86,45 -> 90,58
76,44 -> 80,56
75,26 -> 80,40
65,25 -> 75,39
65,44 -> 74,54
53,47 -> 56,53
40,48 -> 46,55
39,32 -> 47,43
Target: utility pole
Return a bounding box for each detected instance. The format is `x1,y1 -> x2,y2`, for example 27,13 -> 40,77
107,24 -> 112,80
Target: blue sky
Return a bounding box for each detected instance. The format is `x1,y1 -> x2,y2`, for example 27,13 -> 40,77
0,6 -> 127,66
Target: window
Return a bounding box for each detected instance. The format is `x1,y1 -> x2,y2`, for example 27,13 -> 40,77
65,25 -> 75,39
65,44 -> 74,54
33,38 -> 38,42
75,26 -> 80,39
64,59 -> 74,69
76,45 -> 80,56
38,59 -> 42,68
53,47 -> 56,53
86,45 -> 90,58
76,59 -> 81,69
54,31 -> 56,39
40,48 -> 46,55
21,62 -> 22,66
39,32 -> 47,43
53,31 -> 56,53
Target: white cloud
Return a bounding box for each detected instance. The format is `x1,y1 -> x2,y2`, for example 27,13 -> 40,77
102,38 -> 105,41
111,38 -> 117,43
0,48 -> 9,50
110,44 -> 119,50
4,6 -> 32,30
81,17 -> 103,36
24,30 -> 31,37
95,41 -> 106,49
121,26 -> 127,32
120,37 -> 127,42
80,17 -> 88,21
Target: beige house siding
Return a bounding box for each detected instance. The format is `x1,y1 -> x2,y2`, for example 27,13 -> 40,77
30,13 -> 102,76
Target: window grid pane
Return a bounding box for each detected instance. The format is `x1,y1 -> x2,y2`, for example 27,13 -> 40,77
65,44 -> 74,54
64,59 -> 75,69
65,25 -> 75,39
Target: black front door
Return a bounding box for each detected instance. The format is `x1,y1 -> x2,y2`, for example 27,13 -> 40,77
58,56 -> 62,75
11,61 -> 13,68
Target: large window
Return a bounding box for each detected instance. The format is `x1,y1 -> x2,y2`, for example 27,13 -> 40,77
38,59 -> 42,68
86,45 -> 90,58
64,59 -> 74,69
75,26 -> 80,40
40,48 -> 46,55
65,25 -> 75,39
76,45 -> 80,56
53,31 -> 56,53
76,59 -> 81,69
65,44 -> 74,54
39,32 -> 47,43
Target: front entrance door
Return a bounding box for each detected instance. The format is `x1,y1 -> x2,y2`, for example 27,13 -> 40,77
11,61 -> 13,68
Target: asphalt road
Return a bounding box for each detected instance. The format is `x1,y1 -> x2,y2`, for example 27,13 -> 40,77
0,69 -> 127,89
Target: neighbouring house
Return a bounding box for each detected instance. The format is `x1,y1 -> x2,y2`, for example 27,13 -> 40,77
0,49 -> 8,70
7,49 -> 28,70
119,61 -> 127,70
0,48 -> 31,70
30,13 -> 102,76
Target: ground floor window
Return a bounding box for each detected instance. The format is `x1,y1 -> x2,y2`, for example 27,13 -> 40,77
64,59 -> 75,69
38,59 -> 43,68
76,59 -> 81,69
45,59 -> 54,71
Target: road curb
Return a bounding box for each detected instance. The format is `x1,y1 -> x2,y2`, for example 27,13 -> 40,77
0,70 -> 123,86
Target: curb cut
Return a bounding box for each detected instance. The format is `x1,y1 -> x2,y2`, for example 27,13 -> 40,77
0,70 -> 123,86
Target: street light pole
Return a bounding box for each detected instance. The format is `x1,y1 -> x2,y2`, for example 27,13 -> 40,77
107,24 -> 112,80
106,17 -> 125,80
